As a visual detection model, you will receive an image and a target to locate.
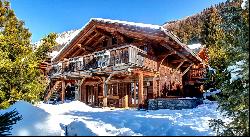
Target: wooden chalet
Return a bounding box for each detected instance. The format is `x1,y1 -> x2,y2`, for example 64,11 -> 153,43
44,18 -> 207,108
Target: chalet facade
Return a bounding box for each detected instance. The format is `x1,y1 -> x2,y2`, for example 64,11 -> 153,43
44,18 -> 207,108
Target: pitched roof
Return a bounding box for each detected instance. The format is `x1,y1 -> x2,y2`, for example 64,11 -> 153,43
52,18 -> 203,64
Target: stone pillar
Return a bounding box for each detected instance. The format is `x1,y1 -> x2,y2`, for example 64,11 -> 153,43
138,73 -> 144,105
61,80 -> 65,103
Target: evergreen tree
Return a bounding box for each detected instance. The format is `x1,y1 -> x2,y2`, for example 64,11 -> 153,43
0,109 -> 22,136
0,0 -> 57,109
209,0 -> 249,136
200,6 -> 229,89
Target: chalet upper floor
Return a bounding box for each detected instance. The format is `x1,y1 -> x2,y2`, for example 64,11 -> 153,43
47,18 -> 206,80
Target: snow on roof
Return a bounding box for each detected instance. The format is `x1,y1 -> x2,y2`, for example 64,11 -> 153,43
91,18 -> 162,30
52,18 -> 163,61
187,43 -> 202,50
52,18 -> 201,62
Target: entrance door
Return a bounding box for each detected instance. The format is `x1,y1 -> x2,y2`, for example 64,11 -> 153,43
87,85 -> 94,105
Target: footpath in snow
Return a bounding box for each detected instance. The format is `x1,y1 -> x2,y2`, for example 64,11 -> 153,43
0,100 -> 227,136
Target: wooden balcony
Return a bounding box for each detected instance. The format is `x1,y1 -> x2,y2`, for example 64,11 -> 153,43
189,68 -> 207,80
48,45 -> 157,77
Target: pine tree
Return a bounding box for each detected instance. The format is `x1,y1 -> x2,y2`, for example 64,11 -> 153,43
208,0 -> 249,136
0,0 -> 57,109
0,109 -> 22,136
200,6 -> 230,90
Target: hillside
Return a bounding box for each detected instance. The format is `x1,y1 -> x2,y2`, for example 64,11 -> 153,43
163,1 -> 238,45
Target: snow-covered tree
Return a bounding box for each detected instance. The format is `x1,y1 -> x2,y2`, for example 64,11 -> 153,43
209,0 -> 249,136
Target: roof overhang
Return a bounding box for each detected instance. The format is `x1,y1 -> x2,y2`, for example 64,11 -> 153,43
52,18 -> 203,64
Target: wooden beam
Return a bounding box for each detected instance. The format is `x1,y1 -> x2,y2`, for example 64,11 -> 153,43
162,44 -> 192,63
71,47 -> 83,57
61,79 -> 65,103
158,51 -> 174,70
132,69 -> 155,77
92,35 -> 106,47
138,73 -> 143,105
182,63 -> 194,76
95,27 -> 113,37
78,26 -> 97,44
83,32 -> 100,47
58,26 -> 96,61
153,76 -> 158,98
80,43 -> 95,52
134,81 -> 137,105
172,60 -> 186,75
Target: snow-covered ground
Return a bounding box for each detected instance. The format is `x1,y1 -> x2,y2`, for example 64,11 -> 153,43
0,100 -> 228,136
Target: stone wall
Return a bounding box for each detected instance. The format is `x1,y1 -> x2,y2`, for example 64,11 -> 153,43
148,98 -> 203,110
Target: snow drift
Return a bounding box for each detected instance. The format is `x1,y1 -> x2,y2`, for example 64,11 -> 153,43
0,100 -> 229,136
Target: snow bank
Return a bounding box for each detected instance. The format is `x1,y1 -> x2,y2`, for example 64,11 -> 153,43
0,101 -> 61,136
39,101 -> 226,136
60,102 -> 223,136
1,100 -> 228,136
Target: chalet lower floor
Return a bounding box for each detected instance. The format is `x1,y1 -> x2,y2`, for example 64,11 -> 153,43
45,70 -> 204,108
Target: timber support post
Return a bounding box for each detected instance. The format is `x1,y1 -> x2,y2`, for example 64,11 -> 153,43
133,81 -> 137,106
153,75 -> 158,98
102,77 -> 108,107
138,72 -> 144,107
61,79 -> 65,103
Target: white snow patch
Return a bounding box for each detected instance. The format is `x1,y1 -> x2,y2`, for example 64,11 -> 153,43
241,0 -> 248,9
55,29 -> 81,46
49,51 -> 59,58
187,43 -> 202,49
203,89 -> 221,98
92,18 -> 162,30
227,60 -> 244,83
0,101 -> 61,136
0,100 -> 230,136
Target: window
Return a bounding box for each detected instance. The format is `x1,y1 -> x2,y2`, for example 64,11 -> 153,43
143,46 -> 148,52
102,38 -> 108,47
112,37 -> 117,45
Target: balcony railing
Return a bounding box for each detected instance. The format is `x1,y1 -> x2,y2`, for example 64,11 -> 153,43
48,45 -> 157,76
189,68 -> 207,79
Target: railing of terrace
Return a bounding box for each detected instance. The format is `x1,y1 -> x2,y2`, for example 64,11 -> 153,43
48,45 -> 158,76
